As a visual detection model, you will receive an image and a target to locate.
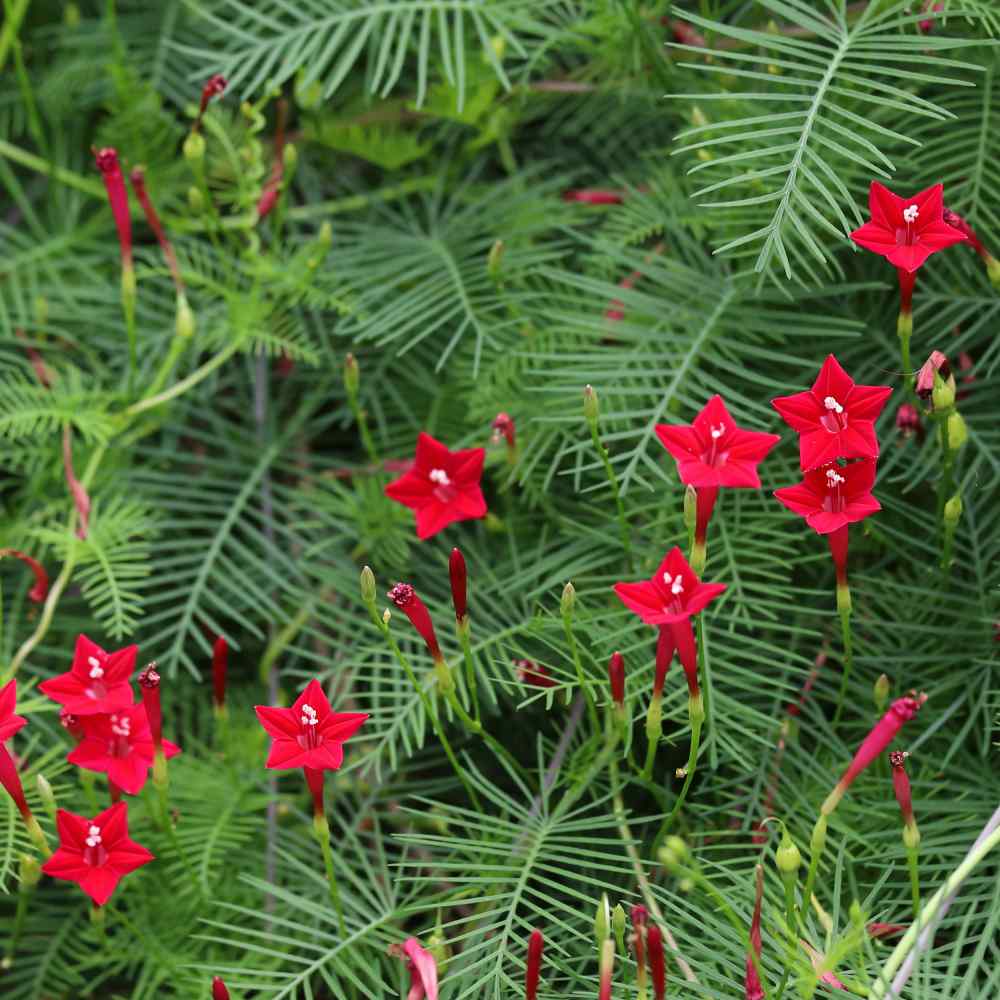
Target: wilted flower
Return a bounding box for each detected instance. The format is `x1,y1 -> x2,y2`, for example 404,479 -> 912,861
0,548 -> 49,603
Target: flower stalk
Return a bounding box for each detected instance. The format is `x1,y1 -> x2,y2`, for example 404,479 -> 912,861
890,751 -> 921,918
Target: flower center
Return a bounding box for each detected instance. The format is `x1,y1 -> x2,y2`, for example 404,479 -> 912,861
88,655 -> 104,680
428,468 -> 451,486
903,204 -> 918,225
108,713 -> 132,757
820,395 -> 848,433
83,823 -> 108,866
297,703 -> 322,750
824,467 -> 846,513
897,204 -> 919,246
701,423 -> 728,467
661,572 -> 686,614
428,467 -> 455,502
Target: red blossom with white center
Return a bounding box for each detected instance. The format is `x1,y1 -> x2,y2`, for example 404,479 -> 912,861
613,547 -> 726,627
67,704 -> 180,796
656,395 -> 781,490
849,181 -> 967,273
39,635 -> 137,716
384,432 -> 488,540
773,459 -> 881,536
41,801 -> 153,905
254,679 -> 368,771
772,355 -> 892,471
0,679 -> 27,744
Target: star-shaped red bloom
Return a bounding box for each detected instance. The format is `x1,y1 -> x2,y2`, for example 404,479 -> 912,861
613,547 -> 726,627
773,459 -> 880,535
39,635 -> 137,716
0,679 -> 27,743
655,394 -> 780,489
849,181 -> 967,273
67,704 -> 181,795
41,801 -> 154,905
255,679 -> 368,771
384,432 -> 487,540
772,355 -> 892,471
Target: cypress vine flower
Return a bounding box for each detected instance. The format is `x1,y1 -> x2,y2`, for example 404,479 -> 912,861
67,704 -> 180,795
41,802 -> 153,905
60,710 -> 85,742
774,460 -> 881,537
647,923 -> 666,1000
772,356 -> 892,471
915,351 -> 955,409
891,750 -> 921,852
525,928 -> 544,1000
388,583 -> 444,663
491,412 -> 516,449
0,548 -> 49,603
94,148 -> 134,275
255,678 -> 368,771
211,977 -> 230,1000
449,548 -> 468,622
212,636 -> 229,713
0,679 -> 27,743
39,635 -> 137,716
744,865 -> 765,1000
385,432 -> 488,539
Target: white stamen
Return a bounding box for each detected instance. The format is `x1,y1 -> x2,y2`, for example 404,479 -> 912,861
301,703 -> 319,726
87,656 -> 100,668
903,204 -> 919,224
826,468 -> 846,486
85,824 -> 102,848
823,395 -> 844,414
671,577 -> 684,596
662,572 -> 672,585
110,714 -> 131,737
428,468 -> 451,486
87,655 -> 104,680
710,423 -> 725,440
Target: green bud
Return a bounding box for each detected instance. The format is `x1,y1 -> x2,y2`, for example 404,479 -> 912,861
36,774 -> 56,818
187,186 -> 204,214
943,494 -> 962,528
283,142 -> 298,174
678,876 -> 694,893
382,608 -> 391,626
19,853 -> 41,889
658,835 -> 689,872
583,384 -> 599,424
874,673 -> 890,712
594,893 -> 610,945
560,582 -> 575,618
946,410 -> 968,452
903,823 -> 921,850
683,484 -> 697,533
849,900 -> 863,927
344,353 -> 360,398
175,296 -> 195,339
487,239 -> 504,281
360,565 -> 376,605
931,371 -> 956,412
34,295 -> 48,328
612,903 -> 626,953
64,3 -> 80,27
318,221 -> 333,249
183,131 -> 206,163
776,828 -> 801,876
810,814 -> 828,856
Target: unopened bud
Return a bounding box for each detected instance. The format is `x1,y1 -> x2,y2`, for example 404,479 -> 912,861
943,494 -> 962,527
776,828 -> 801,875
487,239 -> 504,280
612,903 -> 626,953
187,186 -> 204,214
175,296 -> 195,339
684,484 -> 697,533
382,608 -> 391,625
903,823 -> 921,850
183,131 -> 206,163
19,853 -> 41,889
560,582 -> 575,618
583,384 -> 599,423
344,353 -> 360,397
946,410 -> 968,452
658,835 -> 689,871
318,221 -> 332,249
36,774 -> 56,818
360,565 -> 376,605
211,977 -> 230,1000
283,142 -> 298,174
874,673 -> 890,713
594,893 -> 610,945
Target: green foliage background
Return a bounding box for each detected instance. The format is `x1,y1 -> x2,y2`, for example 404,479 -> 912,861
0,1 -> 998,998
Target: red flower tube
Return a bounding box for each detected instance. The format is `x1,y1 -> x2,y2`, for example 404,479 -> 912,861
647,923 -> 666,1000
598,938 -> 614,1000
211,977 -> 230,1000
129,167 -> 183,293
0,743 -> 51,855
944,207 -> 1000,285
563,189 -> 625,205
607,651 -> 625,708
195,74 -> 227,132
631,906 -> 648,996
138,664 -> 163,753
0,548 -> 49,603
0,679 -> 28,743
94,148 -> 133,272
62,425 -> 91,540
744,865 -> 765,1000
388,583 -> 443,663
822,694 -> 927,815
526,928 -> 543,1000
212,635 -> 229,711
449,548 -> 468,622
890,751 -> 915,827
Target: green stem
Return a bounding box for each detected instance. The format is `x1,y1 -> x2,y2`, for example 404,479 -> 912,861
456,621 -> 480,724
347,390 -> 379,465
655,696 -> 704,843
5,881 -> 32,962
906,842 -> 920,922
146,330 -> 192,400
800,814 -> 828,935
897,309 -> 913,392
125,341 -> 241,418
562,613 -> 599,731
315,813 -> 346,936
588,422 -> 633,573
832,599 -> 853,727
772,876 -> 798,1000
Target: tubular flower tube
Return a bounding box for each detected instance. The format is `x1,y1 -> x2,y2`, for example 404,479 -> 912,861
598,937 -> 614,1000
129,167 -> 184,294
0,679 -> 28,743
745,865 -> 765,1000
212,636 -> 228,712
62,425 -> 91,540
892,749 -> 922,916
211,977 -> 230,1000
0,743 -> 51,856
137,665 -> 163,753
944,207 -> 1000,285
94,148 -> 133,272
562,188 -> 626,205
195,74 -> 227,132
647,923 -> 666,1000
304,766 -> 326,818
525,928 -> 544,1000
256,98 -> 288,222
607,651 -> 625,708
631,906 -> 648,1000
449,548 -> 468,623
0,549 -> 49,603
388,584 -> 444,664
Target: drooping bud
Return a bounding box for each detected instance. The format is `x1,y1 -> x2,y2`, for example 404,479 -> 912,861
874,673 -> 890,713
525,929 -> 544,1000
387,583 -> 444,663
647,923 -> 666,1000
560,582 -> 576,618
594,893 -> 610,947
196,75 -> 227,131
583,384 -> 599,424
360,565 -> 376,606
607,651 -> 625,708
744,865 -> 765,1000
211,976 -> 230,1000
343,353 -> 360,398
945,410 -> 968,452
62,425 -> 91,539
895,403 -> 921,439
598,937 -> 614,1000
212,636 -> 228,711
449,548 -> 468,622
137,663 -> 163,753
0,549 -> 49,603
515,659 -> 558,689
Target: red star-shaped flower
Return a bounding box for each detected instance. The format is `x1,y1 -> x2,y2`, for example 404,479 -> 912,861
849,181 -> 966,273
67,704 -> 181,795
772,355 -> 892,471
41,801 -> 154,905
655,395 -> 780,489
255,679 -> 368,771
384,432 -> 487,540
613,547 -> 726,627
0,679 -> 27,743
773,459 -> 880,535
39,635 -> 136,716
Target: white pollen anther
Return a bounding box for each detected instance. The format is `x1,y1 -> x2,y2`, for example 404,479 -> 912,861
85,824 -> 102,847
671,577 -> 684,596
903,204 -> 919,224
826,469 -> 846,486
823,395 -> 844,414
429,468 -> 451,486
710,423 -> 725,440
110,714 -> 131,737
301,703 -> 319,726
89,665 -> 104,679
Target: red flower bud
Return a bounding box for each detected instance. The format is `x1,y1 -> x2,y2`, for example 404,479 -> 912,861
562,189 -> 625,205
491,412 -> 516,449
744,865 -> 765,1000
196,75 -> 227,131
867,922 -> 906,939
0,744 -> 31,819
129,167 -> 184,295
515,659 -> 557,689
647,923 -> 666,1000
211,976 -> 230,1000
0,548 -> 49,602
62,426 -> 91,539
212,635 -> 228,709
525,928 -> 543,1000
919,2 -> 944,33
388,583 -> 443,662
895,403 -> 922,438
449,548 -> 468,621
94,147 -> 133,269
890,750 -> 915,827
137,663 -> 163,752
608,651 -> 625,707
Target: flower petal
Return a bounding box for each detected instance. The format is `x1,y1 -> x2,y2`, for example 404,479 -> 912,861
774,484 -> 819,520
255,705 -> 300,739
385,469 -> 433,509
413,433 -> 453,474
868,181 -> 903,229
845,384 -> 892,422
771,390 -> 820,433
684,582 -> 726,615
